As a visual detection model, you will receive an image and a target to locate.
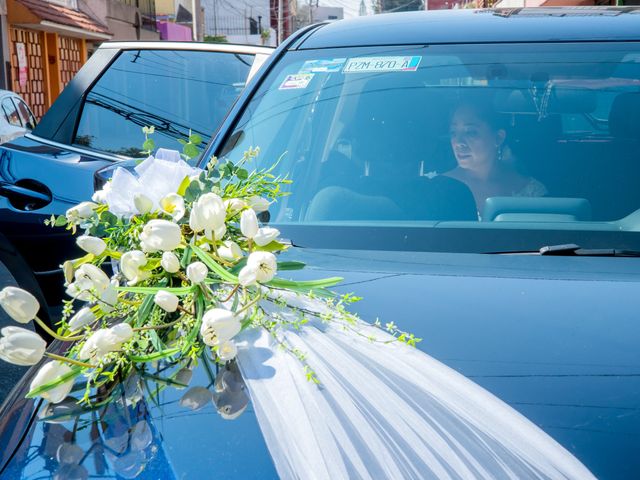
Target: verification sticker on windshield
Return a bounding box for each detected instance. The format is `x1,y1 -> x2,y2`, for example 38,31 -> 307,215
279,73 -> 314,90
299,58 -> 346,73
343,56 -> 422,73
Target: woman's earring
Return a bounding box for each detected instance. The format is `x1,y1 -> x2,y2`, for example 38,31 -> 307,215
497,145 -> 503,163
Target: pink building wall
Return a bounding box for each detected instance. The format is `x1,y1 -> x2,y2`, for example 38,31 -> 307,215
157,21 -> 193,41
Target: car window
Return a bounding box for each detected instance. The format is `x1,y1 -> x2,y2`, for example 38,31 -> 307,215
73,49 -> 255,158
2,98 -> 22,127
215,42 -> 640,252
14,98 -> 36,130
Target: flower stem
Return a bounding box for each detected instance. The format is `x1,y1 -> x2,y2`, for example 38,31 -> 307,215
35,317 -> 84,342
45,352 -> 95,369
221,284 -> 240,303
236,294 -> 261,315
134,316 -> 185,331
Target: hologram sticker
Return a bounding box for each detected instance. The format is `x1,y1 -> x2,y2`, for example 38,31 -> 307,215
343,56 -> 422,73
279,73 -> 314,90
299,58 -> 347,73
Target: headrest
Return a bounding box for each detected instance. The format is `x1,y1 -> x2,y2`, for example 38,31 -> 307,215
609,92 -> 640,140
495,87 -> 596,114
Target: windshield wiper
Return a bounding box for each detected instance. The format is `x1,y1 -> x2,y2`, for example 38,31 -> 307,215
491,244 -> 640,257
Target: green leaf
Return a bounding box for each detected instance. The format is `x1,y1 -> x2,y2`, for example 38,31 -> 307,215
177,176 -> 191,196
236,168 -> 248,180
254,240 -> 289,253
136,294 -> 156,327
177,138 -> 187,145
268,276 -> 343,289
192,245 -> 237,283
26,367 -> 82,399
54,215 -> 68,227
118,285 -> 195,295
129,347 -> 180,363
142,138 -> 155,152
100,211 -> 118,226
189,134 -> 203,145
277,261 -> 306,271
183,143 -> 199,159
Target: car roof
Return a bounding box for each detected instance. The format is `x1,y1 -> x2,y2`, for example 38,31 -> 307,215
97,41 -> 273,56
296,7 -> 640,49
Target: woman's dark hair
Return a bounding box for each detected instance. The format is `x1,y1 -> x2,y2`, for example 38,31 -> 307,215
451,95 -> 509,132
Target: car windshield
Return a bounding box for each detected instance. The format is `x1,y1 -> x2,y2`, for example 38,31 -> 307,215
215,42 -> 640,252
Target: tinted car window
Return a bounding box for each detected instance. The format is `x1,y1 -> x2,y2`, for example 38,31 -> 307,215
14,98 -> 36,129
74,49 -> 254,158
2,98 -> 21,126
216,42 -> 640,252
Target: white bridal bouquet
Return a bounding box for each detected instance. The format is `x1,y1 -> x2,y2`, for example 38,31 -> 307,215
0,141 -> 416,407
0,136 -> 596,479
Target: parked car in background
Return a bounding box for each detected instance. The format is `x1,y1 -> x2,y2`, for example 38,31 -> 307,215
1,8 -> 640,479
0,89 -> 36,144
0,41 -> 272,306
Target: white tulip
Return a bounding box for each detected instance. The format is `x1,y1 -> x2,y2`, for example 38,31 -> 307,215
133,193 -> 153,215
76,236 -> 107,256
247,196 -> 270,213
68,307 -> 95,331
247,251 -> 277,283
160,193 -> 185,221
120,250 -> 150,286
66,202 -> 97,223
186,262 -> 208,284
217,340 -> 237,361
79,323 -> 133,362
0,286 -> 39,324
154,290 -> 179,313
161,252 -> 180,273
30,361 -> 75,404
238,265 -> 257,287
139,219 -> 182,252
200,308 -> 241,346
218,241 -> 243,261
253,227 -> 280,247
189,193 -> 226,235
61,260 -> 74,284
224,198 -> 246,215
65,264 -> 110,301
99,280 -> 119,314
240,209 -> 259,239
0,326 -> 46,366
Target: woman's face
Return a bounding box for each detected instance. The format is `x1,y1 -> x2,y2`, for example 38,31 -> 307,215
449,106 -> 504,176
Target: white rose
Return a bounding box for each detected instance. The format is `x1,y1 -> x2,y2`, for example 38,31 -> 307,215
253,227 -> 280,247
240,209 -> 259,239
218,241 -> 243,261
154,290 -> 179,313
0,286 -> 39,324
120,250 -> 150,286
30,361 -> 75,404
161,252 -> 180,273
200,308 -> 241,346
68,307 -> 96,331
76,236 -> 107,256
0,326 -> 46,366
186,262 -> 208,284
160,193 -> 185,221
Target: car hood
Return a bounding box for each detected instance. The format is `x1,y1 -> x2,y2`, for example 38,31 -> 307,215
1,249 -> 638,479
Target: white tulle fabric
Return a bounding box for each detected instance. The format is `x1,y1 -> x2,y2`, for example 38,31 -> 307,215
105,149 -> 201,217
236,299 -> 594,480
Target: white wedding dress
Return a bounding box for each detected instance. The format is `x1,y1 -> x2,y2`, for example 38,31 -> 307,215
236,300 -> 594,480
